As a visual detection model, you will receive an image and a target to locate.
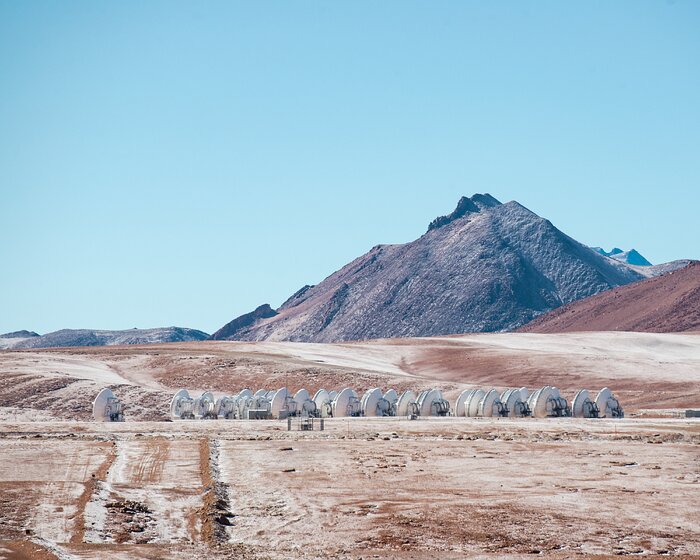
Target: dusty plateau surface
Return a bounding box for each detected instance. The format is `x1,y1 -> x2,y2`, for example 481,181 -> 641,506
1,332 -> 699,558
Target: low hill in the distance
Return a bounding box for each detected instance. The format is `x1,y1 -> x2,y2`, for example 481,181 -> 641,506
519,261 -> 700,333
0,326 -> 210,350
212,194 -> 650,342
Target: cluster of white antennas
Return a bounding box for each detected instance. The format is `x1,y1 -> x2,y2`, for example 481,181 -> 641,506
94,385 -> 623,422
169,387 -> 453,420
92,388 -> 124,422
453,386 -> 623,418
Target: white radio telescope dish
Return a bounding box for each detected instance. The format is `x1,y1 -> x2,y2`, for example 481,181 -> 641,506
464,389 -> 486,417
416,389 -> 450,416
361,388 -> 383,417
294,388 -> 317,416
194,391 -> 217,419
454,389 -> 475,417
478,388 -> 507,417
595,387 -> 624,418
332,387 -> 361,417
313,389 -> 333,417
571,389 -> 597,418
269,388 -> 291,418
530,386 -> 570,417
170,389 -> 195,420
216,395 -> 236,419
93,388 -> 124,422
501,388 -> 530,417
396,390 -> 417,416
519,387 -> 529,402
383,389 -> 398,416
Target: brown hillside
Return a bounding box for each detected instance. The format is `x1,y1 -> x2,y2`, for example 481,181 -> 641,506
519,261 -> 700,333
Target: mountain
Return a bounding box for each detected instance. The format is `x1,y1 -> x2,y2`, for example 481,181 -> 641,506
210,304 -> 278,340
0,326 -> 210,350
0,330 -> 39,339
518,261 -> 700,333
212,194 -> 648,343
593,247 -> 652,266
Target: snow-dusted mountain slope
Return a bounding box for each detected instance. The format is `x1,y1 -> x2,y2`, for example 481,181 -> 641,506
213,194 -> 647,342
593,247 -> 652,266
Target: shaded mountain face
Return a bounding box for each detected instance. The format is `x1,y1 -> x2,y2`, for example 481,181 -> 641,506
593,247 -> 652,266
518,261 -> 700,333
1,327 -> 210,350
0,330 -> 39,339
210,304 -> 278,340
215,194 -> 646,342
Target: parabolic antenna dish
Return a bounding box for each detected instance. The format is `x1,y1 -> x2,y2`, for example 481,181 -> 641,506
195,391 -> 216,418
269,388 -> 289,418
313,389 -> 332,417
361,388 -> 383,417
500,389 -> 519,417
216,395 -> 236,419
396,390 -> 416,416
332,387 -> 359,417
530,386 -> 552,418
170,389 -> 193,420
416,389 -> 441,416
454,389 -> 473,417
294,389 -> 315,414
93,388 -> 123,422
383,389 -> 398,415
571,389 -> 590,418
464,389 -> 486,417
595,387 -> 623,418
254,389 -> 267,397
92,388 -> 113,422
313,389 -> 329,404
477,389 -> 500,417
238,389 -> 253,399
527,387 -> 543,414
519,387 -> 529,402
383,389 -> 398,409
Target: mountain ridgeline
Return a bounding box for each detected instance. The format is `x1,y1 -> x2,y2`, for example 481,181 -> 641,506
0,327 -> 210,350
212,194 -> 648,342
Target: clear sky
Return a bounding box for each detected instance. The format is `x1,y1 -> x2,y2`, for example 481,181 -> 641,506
1,0 -> 698,335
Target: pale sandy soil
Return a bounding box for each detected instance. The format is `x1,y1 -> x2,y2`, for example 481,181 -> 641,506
1,332 -> 699,423
1,333 -> 699,558
0,418 -> 698,559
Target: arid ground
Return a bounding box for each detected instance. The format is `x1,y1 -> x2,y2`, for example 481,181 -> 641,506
1,333 -> 699,559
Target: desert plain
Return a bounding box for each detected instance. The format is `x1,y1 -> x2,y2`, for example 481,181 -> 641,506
1,332 -> 699,559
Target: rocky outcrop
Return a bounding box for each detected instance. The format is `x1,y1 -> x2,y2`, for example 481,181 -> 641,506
209,304 -> 278,340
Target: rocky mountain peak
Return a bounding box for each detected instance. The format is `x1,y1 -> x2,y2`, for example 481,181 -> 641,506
593,247 -> 652,266
427,193 -> 501,232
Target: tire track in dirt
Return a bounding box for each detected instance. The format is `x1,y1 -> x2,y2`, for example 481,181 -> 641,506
70,442 -> 116,544
131,437 -> 168,484
198,438 -> 233,547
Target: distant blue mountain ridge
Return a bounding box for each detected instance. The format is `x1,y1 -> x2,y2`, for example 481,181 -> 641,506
592,247 -> 652,267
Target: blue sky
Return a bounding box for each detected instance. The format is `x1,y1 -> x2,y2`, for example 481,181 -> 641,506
1,0 -> 698,335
